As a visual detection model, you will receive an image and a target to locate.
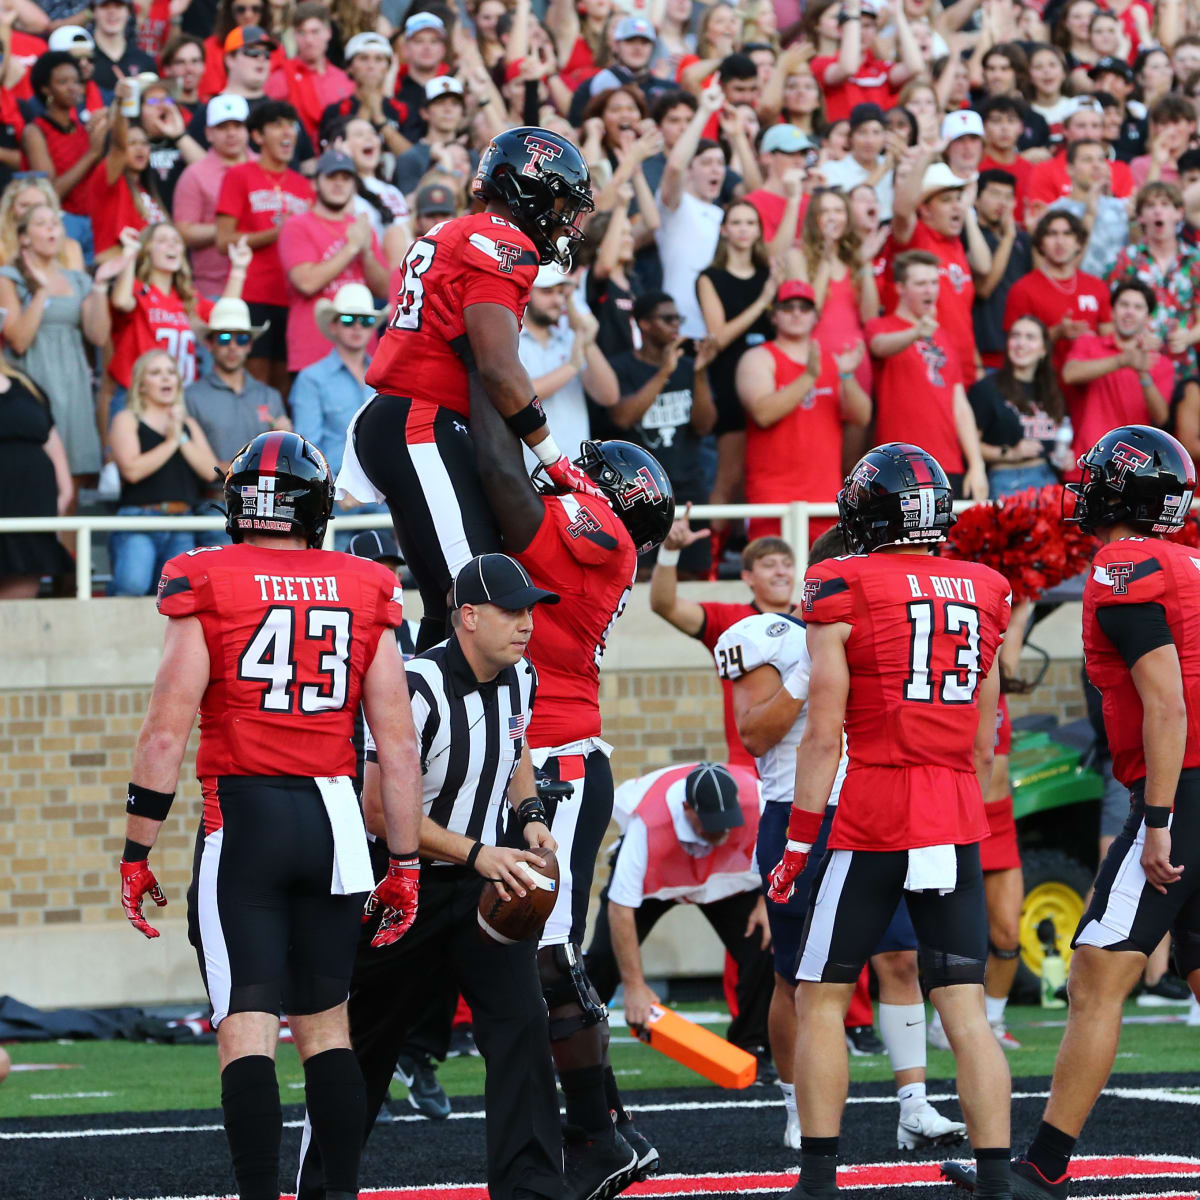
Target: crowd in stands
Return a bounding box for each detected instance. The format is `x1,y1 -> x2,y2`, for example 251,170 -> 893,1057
3,0 -> 1200,596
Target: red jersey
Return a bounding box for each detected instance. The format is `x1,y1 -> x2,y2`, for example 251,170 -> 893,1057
517,493 -> 638,748
87,163 -> 168,257
743,187 -> 811,245
906,219 -> 977,384
368,212 -> 540,419
803,552 -> 1011,850
108,283 -> 214,388
995,695 -> 1012,756
216,161 -> 315,304
157,542 -> 403,795
866,314 -> 964,473
697,600 -> 761,770
1027,153 -> 1133,208
811,52 -> 900,123
34,115 -> 91,214
1084,538 -> 1200,787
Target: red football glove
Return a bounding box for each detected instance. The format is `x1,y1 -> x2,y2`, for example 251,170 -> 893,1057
363,855 -> 420,948
767,841 -> 813,904
120,859 -> 167,939
544,455 -> 610,504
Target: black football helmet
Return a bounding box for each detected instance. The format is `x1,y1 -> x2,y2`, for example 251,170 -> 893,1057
1066,424 -> 1196,535
473,126 -> 594,268
224,431 -> 335,548
837,443 -> 956,554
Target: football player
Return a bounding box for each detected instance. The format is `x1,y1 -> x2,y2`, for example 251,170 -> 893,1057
335,125 -> 602,653
944,425 -> 1200,1199
469,379 -> 674,1200
770,443 -> 1013,1200
716,526 -> 966,1154
118,431 -> 423,1200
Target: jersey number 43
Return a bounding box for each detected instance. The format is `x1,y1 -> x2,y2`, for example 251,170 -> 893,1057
238,606 -> 353,714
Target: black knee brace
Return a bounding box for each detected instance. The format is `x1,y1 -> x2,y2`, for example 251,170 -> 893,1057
919,946 -> 987,989
538,942 -> 607,1041
988,940 -> 1021,961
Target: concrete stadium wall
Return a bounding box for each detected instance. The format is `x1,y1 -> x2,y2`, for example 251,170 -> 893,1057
0,589 -> 1086,1009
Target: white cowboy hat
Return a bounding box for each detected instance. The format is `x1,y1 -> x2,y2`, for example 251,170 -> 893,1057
201,297 -> 270,337
315,283 -> 379,341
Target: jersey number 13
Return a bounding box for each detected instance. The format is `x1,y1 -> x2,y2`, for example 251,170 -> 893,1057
904,600 -> 981,704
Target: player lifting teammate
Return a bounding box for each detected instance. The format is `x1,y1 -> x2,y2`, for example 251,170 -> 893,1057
769,443 -> 1014,1199
336,125 -> 604,653
944,425 -> 1200,1199
118,431 -> 423,1200
469,380 -> 674,1199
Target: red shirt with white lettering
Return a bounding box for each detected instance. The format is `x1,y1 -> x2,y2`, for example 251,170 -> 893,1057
906,218 -> 977,384
108,283 -> 214,388
812,51 -> 901,123
216,161 -> 315,304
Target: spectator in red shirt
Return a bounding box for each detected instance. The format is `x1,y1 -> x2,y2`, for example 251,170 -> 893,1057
942,109 -> 985,182
741,124 -> 810,253
810,0 -> 923,124
198,0 -> 286,100
1061,279 -> 1173,461
866,248 -> 988,499
979,95 -> 1034,222
265,2 -> 353,143
216,98 -> 314,394
44,26 -> 106,114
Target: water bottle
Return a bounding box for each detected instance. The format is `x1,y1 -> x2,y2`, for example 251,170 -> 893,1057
1038,917 -> 1067,1008
1051,418 -> 1074,472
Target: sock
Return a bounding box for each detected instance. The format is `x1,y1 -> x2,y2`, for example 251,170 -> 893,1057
302,1048 -> 367,1194
1027,1120 -> 1076,1182
985,994 -> 1008,1025
974,1147 -> 1012,1197
560,1064 -> 611,1135
778,1080 -> 797,1124
220,1054 -> 282,1200
896,1081 -> 926,1121
603,1064 -> 630,1124
878,1002 -> 927,1074
800,1136 -> 838,1193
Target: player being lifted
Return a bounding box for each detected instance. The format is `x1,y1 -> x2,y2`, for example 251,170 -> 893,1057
336,126 -> 603,652
769,443 -> 1014,1200
118,431 -> 423,1200
944,425 -> 1200,1199
469,380 -> 675,1200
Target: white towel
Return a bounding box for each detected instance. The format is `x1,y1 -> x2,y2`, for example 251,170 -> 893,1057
334,399 -> 386,504
315,776 -> 376,895
904,844 -> 957,894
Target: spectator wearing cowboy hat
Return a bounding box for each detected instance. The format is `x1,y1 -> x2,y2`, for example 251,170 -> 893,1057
291,281 -> 388,544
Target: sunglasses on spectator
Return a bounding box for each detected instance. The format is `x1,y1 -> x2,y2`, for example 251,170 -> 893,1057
777,300 -> 815,313
234,3 -> 263,11
239,46 -> 270,58
143,95 -> 174,107
215,331 -> 253,345
337,314 -> 377,327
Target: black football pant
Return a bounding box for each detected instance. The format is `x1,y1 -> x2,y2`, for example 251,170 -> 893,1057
354,395 -> 501,651
295,866 -> 564,1200
585,882 -> 773,1054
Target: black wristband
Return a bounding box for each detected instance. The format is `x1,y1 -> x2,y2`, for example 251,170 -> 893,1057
388,848 -> 419,863
126,782 -> 175,821
504,397 -> 547,439
1144,805 -> 1171,828
516,797 -> 547,828
466,841 -> 484,870
123,838 -> 151,862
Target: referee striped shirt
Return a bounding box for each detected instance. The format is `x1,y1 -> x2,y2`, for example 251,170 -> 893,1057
367,635 -> 537,859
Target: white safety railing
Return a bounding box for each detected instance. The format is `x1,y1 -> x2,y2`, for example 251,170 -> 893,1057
0,501 -> 981,600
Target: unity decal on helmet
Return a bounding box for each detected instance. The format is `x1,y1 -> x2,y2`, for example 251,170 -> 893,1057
1109,441 -> 1152,489
522,135 -> 563,176
618,466 -> 664,509
843,460 -> 879,510
1155,490 -> 1194,533
900,487 -> 938,530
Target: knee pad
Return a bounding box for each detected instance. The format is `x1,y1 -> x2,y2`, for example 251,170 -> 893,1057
988,940 -> 1021,961
1175,926 -> 1200,978
538,942 -> 607,1041
919,946 -> 987,990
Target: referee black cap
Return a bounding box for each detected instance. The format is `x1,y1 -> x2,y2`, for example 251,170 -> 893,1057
348,529 -> 404,565
684,763 -> 745,833
453,554 -> 560,611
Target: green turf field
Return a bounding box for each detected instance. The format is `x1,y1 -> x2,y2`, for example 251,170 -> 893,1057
2,1000 -> 1194,1120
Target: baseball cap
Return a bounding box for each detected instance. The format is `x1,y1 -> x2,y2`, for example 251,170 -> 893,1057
919,161 -> 969,201
1090,55 -> 1134,82
761,124 -> 814,154
344,31 -> 392,60
776,280 -> 816,305
416,183 -> 457,215
48,25 -> 94,52
614,15 -> 656,41
315,148 -> 356,176
684,764 -> 746,833
534,262 -> 571,289
1061,95 -> 1102,123
849,101 -> 887,131
941,109 -> 984,143
452,553 -> 560,611
425,74 -> 464,102
349,529 -> 404,566
224,24 -> 277,52
404,11 -> 445,38
207,93 -> 250,126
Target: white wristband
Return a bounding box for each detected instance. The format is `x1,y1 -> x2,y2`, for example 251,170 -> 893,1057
782,661 -> 808,701
532,434 -> 561,467
784,839 -> 813,854
657,546 -> 681,567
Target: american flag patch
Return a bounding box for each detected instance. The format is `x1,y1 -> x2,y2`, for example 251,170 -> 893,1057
508,715 -> 525,740
1165,494 -> 1182,506
900,495 -> 921,511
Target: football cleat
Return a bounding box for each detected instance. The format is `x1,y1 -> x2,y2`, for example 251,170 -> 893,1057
392,1052 -> 451,1120
991,1021 -> 1022,1050
941,1156 -> 1069,1198
779,1180 -> 840,1198
897,1103 -> 967,1150
1135,975 -> 1191,1005
563,1125 -> 639,1200
614,1116 -> 659,1180
844,1025 -> 885,1056
784,1111 -> 802,1149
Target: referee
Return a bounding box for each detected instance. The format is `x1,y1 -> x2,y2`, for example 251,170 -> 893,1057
297,553 -> 566,1200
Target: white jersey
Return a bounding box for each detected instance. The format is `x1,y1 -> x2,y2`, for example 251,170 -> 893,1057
714,612 -> 848,807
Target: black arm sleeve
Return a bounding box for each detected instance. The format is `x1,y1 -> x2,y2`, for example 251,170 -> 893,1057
1095,602 -> 1174,669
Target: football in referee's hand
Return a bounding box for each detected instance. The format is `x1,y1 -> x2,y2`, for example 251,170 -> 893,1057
477,849 -> 560,944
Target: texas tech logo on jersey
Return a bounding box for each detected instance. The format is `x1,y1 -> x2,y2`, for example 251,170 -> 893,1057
523,135 -> 563,177
843,460 -> 879,510
1109,442 -> 1152,490
917,338 -> 948,388
802,578 -> 822,612
566,506 -> 603,539
495,241 -> 522,273
617,466 -> 664,509
1099,561 -> 1135,595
